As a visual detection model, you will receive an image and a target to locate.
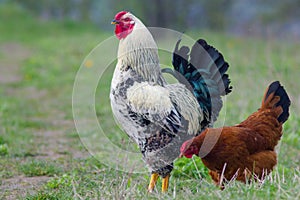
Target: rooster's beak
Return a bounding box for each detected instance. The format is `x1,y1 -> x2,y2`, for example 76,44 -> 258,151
179,153 -> 183,158
111,19 -> 119,25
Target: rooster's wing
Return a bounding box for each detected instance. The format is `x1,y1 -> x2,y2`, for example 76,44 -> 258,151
127,82 -> 202,135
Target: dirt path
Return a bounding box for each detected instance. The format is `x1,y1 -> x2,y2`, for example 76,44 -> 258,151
0,43 -> 28,84
0,43 -> 88,199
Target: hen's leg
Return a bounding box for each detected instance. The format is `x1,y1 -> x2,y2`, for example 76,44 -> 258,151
209,170 -> 225,190
209,170 -> 220,185
148,173 -> 159,192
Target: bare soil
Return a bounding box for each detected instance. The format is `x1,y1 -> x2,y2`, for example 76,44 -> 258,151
0,43 -> 88,199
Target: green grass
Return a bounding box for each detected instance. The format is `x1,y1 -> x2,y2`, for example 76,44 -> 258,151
19,160 -> 62,177
0,2 -> 300,199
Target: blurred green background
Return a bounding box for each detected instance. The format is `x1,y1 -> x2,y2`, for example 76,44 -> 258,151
2,0 -> 300,37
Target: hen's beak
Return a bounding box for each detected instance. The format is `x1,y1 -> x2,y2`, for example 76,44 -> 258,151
111,19 -> 119,25
179,153 -> 183,158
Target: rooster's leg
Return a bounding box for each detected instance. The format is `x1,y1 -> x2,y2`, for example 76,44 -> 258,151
161,174 -> 170,192
148,173 -> 159,192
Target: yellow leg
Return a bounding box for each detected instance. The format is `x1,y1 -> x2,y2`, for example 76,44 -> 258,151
161,175 -> 170,192
148,173 -> 159,192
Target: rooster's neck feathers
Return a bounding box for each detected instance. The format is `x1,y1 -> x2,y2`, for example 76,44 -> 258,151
117,17 -> 164,85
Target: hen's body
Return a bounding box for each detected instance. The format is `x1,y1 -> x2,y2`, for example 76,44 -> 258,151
110,11 -> 232,191
180,81 -> 291,187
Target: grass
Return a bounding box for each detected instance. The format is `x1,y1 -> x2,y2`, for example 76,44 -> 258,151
0,2 -> 300,199
19,160 -> 62,177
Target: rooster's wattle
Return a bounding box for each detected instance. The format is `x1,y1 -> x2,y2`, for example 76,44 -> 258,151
110,11 -> 232,192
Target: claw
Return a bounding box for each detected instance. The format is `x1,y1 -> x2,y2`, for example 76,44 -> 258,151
148,173 -> 159,192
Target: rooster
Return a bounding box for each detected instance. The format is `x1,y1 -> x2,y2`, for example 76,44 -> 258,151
110,11 -> 232,192
180,81 -> 291,188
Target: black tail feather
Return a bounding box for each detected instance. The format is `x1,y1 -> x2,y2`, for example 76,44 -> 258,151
171,38 -> 232,128
191,39 -> 232,96
264,81 -> 291,123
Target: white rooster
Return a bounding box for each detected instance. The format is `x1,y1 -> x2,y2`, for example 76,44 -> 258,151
110,11 -> 232,192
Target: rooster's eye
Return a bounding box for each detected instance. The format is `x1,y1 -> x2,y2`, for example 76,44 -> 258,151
124,17 -> 130,22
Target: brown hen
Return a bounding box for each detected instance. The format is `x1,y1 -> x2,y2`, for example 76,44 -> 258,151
180,81 -> 291,188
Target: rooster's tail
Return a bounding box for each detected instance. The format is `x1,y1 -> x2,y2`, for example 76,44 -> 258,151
171,39 -> 232,128
261,81 -> 291,123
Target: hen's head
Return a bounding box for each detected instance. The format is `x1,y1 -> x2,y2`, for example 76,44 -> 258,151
179,139 -> 200,158
112,11 -> 136,40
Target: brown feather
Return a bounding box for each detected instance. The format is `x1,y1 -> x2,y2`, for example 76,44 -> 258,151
180,81 -> 291,188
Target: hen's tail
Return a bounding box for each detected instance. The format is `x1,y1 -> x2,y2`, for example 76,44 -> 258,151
172,38 -> 232,128
261,81 -> 291,123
